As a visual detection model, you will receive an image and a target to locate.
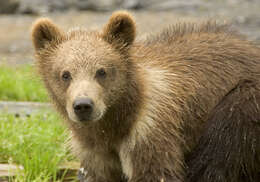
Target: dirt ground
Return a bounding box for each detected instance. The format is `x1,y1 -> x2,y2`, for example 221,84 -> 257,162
1,1 -> 260,65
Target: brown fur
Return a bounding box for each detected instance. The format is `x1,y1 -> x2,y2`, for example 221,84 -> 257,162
31,11 -> 260,182
102,10 -> 136,46
186,79 -> 260,182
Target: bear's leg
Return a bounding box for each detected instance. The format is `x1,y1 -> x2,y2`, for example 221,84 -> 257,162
120,130 -> 185,182
187,80 -> 260,182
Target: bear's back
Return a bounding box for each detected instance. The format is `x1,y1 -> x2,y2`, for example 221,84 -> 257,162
131,21 -> 260,151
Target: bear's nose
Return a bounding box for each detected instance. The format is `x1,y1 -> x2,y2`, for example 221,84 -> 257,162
73,98 -> 94,121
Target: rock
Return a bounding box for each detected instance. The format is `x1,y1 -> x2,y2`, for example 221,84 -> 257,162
17,0 -> 74,14
122,0 -> 143,9
2,0 -> 126,14
48,0 -> 75,12
0,0 -> 19,14
75,0 -> 122,11
0,0 -> 226,14
122,0 -> 208,11
16,0 -> 123,14
17,0 -> 49,14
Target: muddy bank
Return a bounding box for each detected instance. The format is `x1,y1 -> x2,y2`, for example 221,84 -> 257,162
0,101 -> 52,116
0,1 -> 260,65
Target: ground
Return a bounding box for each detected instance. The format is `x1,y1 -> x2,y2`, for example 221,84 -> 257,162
1,1 -> 260,65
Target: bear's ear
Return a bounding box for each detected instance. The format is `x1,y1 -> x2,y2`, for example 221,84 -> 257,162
102,11 -> 136,47
31,18 -> 64,51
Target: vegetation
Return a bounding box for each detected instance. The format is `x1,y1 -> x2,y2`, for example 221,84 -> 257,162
0,65 -> 48,102
0,112 -> 77,182
0,64 -> 78,181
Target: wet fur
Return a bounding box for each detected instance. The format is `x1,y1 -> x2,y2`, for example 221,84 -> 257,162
32,11 -> 260,182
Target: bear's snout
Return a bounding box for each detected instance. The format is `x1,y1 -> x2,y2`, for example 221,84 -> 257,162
73,98 -> 94,122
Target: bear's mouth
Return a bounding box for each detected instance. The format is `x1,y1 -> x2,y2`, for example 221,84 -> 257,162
77,113 -> 102,123
77,116 -> 91,123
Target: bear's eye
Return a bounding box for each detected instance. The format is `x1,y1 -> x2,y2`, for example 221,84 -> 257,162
62,71 -> 71,81
96,68 -> 106,78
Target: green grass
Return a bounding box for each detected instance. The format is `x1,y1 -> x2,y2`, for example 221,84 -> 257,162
0,112 -> 76,182
0,65 -> 48,102
0,64 -> 78,181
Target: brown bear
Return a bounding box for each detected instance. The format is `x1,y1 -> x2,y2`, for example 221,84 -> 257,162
31,11 -> 260,182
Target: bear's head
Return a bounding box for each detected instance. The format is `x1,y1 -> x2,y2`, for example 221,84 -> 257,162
32,11 -> 137,124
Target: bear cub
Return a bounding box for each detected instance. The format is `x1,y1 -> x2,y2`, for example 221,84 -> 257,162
32,11 -> 260,182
